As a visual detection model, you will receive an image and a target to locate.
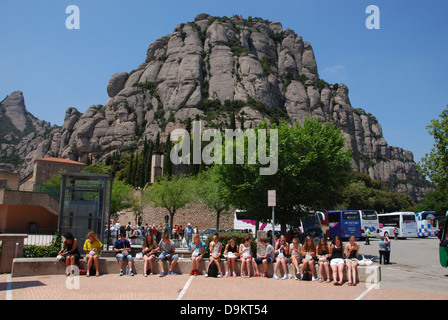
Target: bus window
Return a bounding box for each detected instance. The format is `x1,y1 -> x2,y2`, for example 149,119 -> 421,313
342,212 -> 359,220
362,210 -> 377,220
402,214 -> 416,224
329,212 -> 340,223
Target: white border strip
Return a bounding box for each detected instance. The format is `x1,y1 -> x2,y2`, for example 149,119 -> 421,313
176,275 -> 194,300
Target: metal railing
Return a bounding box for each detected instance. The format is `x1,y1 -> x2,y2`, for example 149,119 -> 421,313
0,229 -> 58,246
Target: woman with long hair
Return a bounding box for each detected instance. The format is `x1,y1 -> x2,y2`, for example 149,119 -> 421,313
273,235 -> 290,280
142,232 -> 158,276
58,232 -> 81,276
289,237 -> 302,280
83,231 -> 102,277
224,238 -> 240,277
329,236 -> 345,285
345,236 -> 360,286
316,238 -> 331,283
189,234 -> 206,276
239,236 -> 254,278
205,233 -> 223,277
300,236 -> 317,281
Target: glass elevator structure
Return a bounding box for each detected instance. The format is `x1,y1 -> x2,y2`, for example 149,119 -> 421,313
58,173 -> 112,249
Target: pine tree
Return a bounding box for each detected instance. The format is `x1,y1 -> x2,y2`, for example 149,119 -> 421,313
127,153 -> 134,185
163,133 -> 173,178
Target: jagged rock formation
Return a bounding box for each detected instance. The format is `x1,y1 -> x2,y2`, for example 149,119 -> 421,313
0,14 -> 430,201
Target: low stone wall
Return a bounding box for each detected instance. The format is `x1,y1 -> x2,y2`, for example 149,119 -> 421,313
117,203 -> 235,235
11,257 -> 381,284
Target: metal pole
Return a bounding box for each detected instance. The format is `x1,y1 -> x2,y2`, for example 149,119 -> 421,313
107,177 -> 113,251
272,207 -> 275,247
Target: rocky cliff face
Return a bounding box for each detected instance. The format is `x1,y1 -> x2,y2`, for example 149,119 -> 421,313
0,14 -> 430,201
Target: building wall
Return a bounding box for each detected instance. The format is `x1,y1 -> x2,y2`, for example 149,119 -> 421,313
0,172 -> 20,190
34,160 -> 84,186
0,204 -> 58,233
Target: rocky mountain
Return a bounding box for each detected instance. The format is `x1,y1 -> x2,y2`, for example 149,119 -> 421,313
0,14 -> 430,201
0,91 -> 52,171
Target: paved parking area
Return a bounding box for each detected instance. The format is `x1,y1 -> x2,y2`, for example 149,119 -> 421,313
1,237 -> 447,302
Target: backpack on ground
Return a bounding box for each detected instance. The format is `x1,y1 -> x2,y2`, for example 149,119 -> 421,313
207,261 -> 219,277
302,270 -> 311,281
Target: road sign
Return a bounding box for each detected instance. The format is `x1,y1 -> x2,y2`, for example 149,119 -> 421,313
268,190 -> 276,207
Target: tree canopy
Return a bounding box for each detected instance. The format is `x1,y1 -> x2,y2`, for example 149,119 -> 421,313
419,106 -> 448,194
146,174 -> 194,232
215,119 -> 353,231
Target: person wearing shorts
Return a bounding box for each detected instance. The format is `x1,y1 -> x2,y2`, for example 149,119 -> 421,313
252,237 -> 275,277
114,233 -> 134,276
329,236 -> 345,285
157,233 -> 179,276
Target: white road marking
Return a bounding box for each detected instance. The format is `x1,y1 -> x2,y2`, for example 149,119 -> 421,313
176,275 -> 195,300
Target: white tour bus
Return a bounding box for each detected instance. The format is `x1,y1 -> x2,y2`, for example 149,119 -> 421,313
378,212 -> 418,238
358,210 -> 380,238
233,210 -> 280,236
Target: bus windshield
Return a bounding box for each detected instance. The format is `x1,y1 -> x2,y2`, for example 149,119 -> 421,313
362,210 -> 377,220
304,214 -> 321,228
422,212 -> 439,228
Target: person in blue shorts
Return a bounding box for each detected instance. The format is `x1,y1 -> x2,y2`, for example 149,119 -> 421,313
252,237 -> 275,277
157,233 -> 179,276
114,233 -> 134,276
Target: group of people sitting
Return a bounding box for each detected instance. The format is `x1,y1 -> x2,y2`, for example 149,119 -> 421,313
188,233 -> 361,286
57,230 -> 362,285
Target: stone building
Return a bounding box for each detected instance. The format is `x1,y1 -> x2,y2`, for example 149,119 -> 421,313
19,157 -> 85,191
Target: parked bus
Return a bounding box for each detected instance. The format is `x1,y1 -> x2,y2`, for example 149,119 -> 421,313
233,210 -> 280,236
378,212 -> 418,238
234,210 -> 323,243
358,210 -> 380,238
416,211 -> 439,237
439,212 -> 448,268
328,210 -> 362,239
302,211 -> 325,245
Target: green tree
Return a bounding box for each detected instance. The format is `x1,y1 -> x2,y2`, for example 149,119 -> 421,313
146,175 -> 194,233
129,188 -> 151,226
338,171 -> 416,213
415,189 -> 448,216
163,133 -> 173,177
215,119 -> 353,233
193,167 -> 230,231
110,179 -> 134,215
419,106 -> 448,194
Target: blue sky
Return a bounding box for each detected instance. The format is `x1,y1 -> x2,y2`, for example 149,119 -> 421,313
1,0 -> 447,164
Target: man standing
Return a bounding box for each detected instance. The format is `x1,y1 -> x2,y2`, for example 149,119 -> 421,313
125,222 -> 132,239
184,223 -> 194,247
114,233 -> 134,276
365,227 -> 371,245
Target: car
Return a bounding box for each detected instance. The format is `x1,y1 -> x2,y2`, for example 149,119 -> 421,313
199,228 -> 225,241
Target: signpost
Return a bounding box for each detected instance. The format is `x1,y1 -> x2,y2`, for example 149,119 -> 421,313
268,190 -> 276,246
